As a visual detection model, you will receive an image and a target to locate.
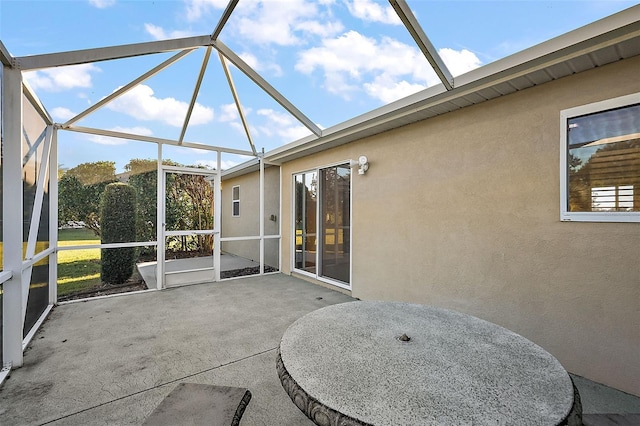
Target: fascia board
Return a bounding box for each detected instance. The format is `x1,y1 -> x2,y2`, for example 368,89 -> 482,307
221,158 -> 261,180
455,9 -> 640,87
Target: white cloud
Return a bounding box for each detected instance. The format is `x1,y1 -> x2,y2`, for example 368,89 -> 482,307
217,103 -> 240,122
363,75 -> 426,104
439,48 -> 483,76
216,103 -> 258,140
233,0 -> 342,46
89,0 -> 116,9
144,23 -> 195,40
295,31 -> 427,100
184,0 -> 228,21
257,109 -> 312,141
294,20 -> 345,38
51,107 -> 76,121
238,52 -> 283,77
346,0 -> 401,25
87,126 -> 153,145
23,64 -> 100,92
107,85 -> 214,127
296,31 -> 481,103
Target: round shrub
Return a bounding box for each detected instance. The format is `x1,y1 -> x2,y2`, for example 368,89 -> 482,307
100,183 -> 137,284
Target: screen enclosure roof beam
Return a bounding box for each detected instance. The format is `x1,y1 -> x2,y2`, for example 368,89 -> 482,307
14,35 -> 213,71
214,40 -> 322,138
220,52 -> 258,156
179,47 -> 213,144
64,49 -> 195,127
390,0 -> 454,90
60,125 -> 254,156
1,40 -> 13,66
211,0 -> 239,41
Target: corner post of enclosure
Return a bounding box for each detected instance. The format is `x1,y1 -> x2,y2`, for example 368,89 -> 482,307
49,126 -> 58,304
2,67 -> 25,368
278,166 -> 282,272
156,143 -> 164,290
214,151 -> 221,282
259,150 -> 265,274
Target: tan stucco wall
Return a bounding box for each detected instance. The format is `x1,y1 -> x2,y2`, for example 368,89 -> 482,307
279,55 -> 640,396
221,166 -> 280,268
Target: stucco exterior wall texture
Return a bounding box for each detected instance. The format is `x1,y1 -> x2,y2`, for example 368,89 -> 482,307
279,56 -> 640,396
221,166 -> 280,267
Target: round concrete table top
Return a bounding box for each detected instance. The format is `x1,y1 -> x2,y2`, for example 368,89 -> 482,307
278,301 -> 579,426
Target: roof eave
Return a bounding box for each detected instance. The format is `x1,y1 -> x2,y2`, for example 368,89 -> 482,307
264,4 -> 640,164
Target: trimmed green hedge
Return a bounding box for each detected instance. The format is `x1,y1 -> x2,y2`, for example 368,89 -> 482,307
100,183 -> 137,284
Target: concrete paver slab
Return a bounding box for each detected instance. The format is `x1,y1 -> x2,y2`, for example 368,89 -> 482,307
0,274 -> 350,425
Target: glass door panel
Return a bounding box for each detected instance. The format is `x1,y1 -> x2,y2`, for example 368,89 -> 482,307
320,165 -> 350,283
294,172 -> 317,274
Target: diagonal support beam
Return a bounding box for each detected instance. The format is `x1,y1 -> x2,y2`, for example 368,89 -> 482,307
65,49 -> 195,127
219,52 -> 257,156
25,126 -> 53,261
214,40 -> 322,137
389,0 -> 454,90
179,47 -> 212,144
211,0 -> 239,41
22,129 -> 46,167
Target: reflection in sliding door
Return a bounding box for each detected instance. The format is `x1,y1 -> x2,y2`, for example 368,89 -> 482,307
320,165 -> 350,283
294,172 -> 317,274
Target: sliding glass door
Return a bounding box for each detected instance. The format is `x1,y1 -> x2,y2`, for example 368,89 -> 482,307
294,164 -> 351,288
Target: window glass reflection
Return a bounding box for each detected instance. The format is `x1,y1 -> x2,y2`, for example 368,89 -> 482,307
568,104 -> 640,212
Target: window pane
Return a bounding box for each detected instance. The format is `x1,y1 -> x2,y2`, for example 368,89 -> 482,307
232,186 -> 240,200
568,104 -> 640,212
24,256 -> 50,337
320,165 -> 350,284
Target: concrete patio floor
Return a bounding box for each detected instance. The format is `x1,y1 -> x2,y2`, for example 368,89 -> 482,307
0,274 -> 639,425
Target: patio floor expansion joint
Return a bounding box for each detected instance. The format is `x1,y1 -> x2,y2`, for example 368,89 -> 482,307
38,346 -> 278,425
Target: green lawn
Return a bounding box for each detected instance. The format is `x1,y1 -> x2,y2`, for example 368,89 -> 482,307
57,228 -> 101,296
58,227 -> 100,243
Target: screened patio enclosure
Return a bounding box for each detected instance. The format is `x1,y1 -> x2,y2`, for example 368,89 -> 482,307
2,0 -> 640,395
0,5 -> 292,375
0,68 -> 282,379
0,0 -> 467,377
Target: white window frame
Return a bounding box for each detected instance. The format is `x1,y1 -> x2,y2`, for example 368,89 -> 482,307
232,185 -> 240,217
291,161 -> 353,291
560,92 -> 640,222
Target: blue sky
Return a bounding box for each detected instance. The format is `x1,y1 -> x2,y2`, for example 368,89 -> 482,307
1,0 -> 638,172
